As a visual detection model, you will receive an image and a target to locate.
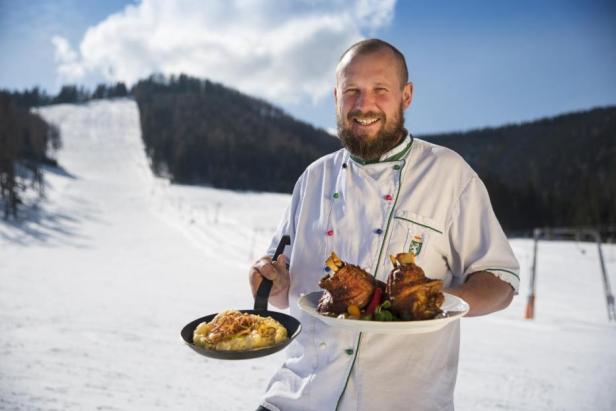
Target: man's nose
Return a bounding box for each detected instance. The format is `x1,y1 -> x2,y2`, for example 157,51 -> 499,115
353,90 -> 375,112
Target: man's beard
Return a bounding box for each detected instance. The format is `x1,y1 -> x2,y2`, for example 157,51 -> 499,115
337,104 -> 407,162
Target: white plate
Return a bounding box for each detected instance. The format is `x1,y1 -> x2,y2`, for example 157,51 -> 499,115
298,291 -> 469,334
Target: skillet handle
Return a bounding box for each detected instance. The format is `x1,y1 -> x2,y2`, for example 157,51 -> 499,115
255,235 -> 291,311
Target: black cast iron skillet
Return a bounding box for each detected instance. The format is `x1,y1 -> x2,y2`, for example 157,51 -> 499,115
181,235 -> 301,359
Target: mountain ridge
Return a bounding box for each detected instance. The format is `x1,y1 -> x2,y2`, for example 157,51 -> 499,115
131,74 -> 340,193
132,74 -> 615,232
420,106 -> 616,231
4,77 -> 613,231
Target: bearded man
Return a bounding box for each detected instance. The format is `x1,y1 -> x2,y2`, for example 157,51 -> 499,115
249,39 -> 519,411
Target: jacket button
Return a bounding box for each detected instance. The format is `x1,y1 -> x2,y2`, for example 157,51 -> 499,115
393,164 -> 401,170
327,229 -> 334,237
384,194 -> 393,201
332,192 -> 340,199
375,228 -> 383,235
319,342 -> 327,350
342,163 -> 347,169
345,348 -> 354,355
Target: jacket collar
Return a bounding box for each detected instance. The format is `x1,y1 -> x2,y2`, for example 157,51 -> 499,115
349,134 -> 413,165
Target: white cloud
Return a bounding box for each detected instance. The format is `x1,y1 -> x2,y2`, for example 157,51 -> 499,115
51,36 -> 86,80
51,0 -> 396,103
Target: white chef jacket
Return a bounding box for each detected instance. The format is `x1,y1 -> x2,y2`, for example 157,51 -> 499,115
261,135 -> 519,411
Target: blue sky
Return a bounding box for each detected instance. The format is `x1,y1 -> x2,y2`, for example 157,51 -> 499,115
1,0 -> 614,134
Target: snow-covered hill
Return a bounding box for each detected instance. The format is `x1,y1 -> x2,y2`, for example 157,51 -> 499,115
1,99 -> 615,410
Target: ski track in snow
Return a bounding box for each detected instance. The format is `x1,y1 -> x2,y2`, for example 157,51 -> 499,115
1,99 -> 615,410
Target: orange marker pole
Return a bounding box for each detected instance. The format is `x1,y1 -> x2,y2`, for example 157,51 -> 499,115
525,228 -> 540,320
525,295 -> 535,320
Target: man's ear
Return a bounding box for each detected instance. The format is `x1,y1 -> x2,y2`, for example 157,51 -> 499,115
402,82 -> 413,109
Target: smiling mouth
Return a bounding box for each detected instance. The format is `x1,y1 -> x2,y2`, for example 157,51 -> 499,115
353,117 -> 380,126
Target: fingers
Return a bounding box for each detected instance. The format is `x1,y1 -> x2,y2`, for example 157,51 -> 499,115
255,256 -> 279,281
274,254 -> 287,270
249,267 -> 263,297
271,255 -> 290,295
249,256 -> 272,296
249,255 -> 290,297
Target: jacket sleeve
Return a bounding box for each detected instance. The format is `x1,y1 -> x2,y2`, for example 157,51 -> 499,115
266,171 -> 307,262
447,175 -> 520,292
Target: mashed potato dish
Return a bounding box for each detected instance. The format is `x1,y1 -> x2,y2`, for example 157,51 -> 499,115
193,310 -> 287,351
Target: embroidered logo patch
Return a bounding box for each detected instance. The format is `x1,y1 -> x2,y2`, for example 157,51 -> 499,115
409,234 -> 424,256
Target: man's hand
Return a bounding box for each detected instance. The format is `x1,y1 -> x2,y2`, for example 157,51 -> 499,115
249,255 -> 290,309
445,271 -> 514,317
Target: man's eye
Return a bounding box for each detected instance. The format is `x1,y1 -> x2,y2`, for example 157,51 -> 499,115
344,88 -> 358,94
375,87 -> 388,93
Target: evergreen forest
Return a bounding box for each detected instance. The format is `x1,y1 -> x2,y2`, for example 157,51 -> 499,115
131,74 -> 340,192
0,92 -> 61,219
423,107 -> 615,234
3,76 -> 614,234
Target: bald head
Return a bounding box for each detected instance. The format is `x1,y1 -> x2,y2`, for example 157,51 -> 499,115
336,39 -> 409,88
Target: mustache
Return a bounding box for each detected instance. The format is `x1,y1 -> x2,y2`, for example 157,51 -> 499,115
347,110 -> 385,121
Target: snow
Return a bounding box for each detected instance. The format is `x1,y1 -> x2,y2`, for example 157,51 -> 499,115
1,99 -> 615,410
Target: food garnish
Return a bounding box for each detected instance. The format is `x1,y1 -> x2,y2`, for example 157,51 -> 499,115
317,252 -> 444,321
365,287 -> 383,318
317,252 -> 377,315
193,310 -> 287,351
386,253 -> 444,320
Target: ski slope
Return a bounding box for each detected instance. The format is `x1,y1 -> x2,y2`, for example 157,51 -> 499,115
1,99 -> 615,410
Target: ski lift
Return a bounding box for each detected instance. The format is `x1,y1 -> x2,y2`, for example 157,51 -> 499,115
525,227 -> 615,322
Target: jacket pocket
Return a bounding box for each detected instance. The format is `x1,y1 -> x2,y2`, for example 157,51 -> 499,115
387,211 -> 444,265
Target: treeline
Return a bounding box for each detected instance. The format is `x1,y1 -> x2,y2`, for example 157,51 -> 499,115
132,74 -> 340,192
132,73 -> 614,232
6,75 -> 612,233
1,82 -> 127,219
0,92 -> 61,219
421,107 -> 616,233
6,82 -> 129,108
